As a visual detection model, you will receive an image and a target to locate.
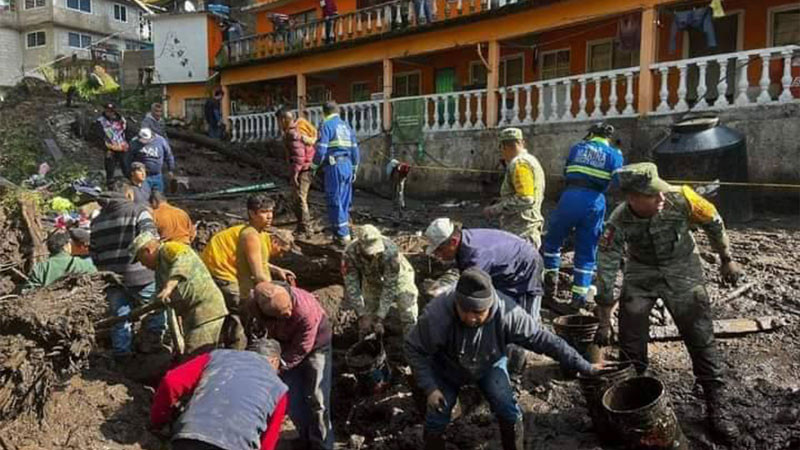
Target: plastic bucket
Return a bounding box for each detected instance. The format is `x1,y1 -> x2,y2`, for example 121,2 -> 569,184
553,314 -> 599,355
345,336 -> 392,395
601,376 -> 688,449
577,363 -> 636,442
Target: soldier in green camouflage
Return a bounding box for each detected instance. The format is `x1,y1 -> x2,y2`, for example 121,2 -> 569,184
594,162 -> 743,443
131,232 -> 231,357
482,128 -> 546,247
343,225 -> 419,337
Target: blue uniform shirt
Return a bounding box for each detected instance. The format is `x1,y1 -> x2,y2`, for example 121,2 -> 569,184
563,137 -> 623,191
312,113 -> 360,170
130,134 -> 175,175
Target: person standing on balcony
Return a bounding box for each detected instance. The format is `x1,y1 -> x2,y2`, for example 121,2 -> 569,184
205,89 -> 224,139
279,109 -> 318,236
97,102 -> 129,185
311,101 -> 359,247
321,0 -> 337,44
414,0 -> 433,25
542,122 -> 623,310
482,128 -> 545,247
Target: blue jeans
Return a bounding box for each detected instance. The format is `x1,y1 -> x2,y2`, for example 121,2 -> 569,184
323,159 -> 353,238
414,0 -> 432,24
282,345 -> 334,450
542,188 -> 606,300
107,283 -> 166,355
145,174 -> 164,193
425,357 -> 521,433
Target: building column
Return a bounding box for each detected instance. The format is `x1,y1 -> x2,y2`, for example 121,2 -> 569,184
297,73 -> 307,112
486,40 -> 500,128
637,6 -> 658,114
383,58 -> 393,132
221,84 -> 231,124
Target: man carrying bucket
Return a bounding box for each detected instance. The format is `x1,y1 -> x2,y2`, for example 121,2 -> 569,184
594,162 -> 743,443
249,281 -> 334,450
406,267 -> 602,450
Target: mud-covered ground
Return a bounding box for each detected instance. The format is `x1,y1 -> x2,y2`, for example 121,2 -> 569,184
1,96 -> 799,449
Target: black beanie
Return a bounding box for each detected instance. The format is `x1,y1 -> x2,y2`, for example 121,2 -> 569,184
455,266 -> 496,311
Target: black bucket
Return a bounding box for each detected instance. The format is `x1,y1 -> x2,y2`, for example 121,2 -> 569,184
345,335 -> 392,395
601,376 -> 688,450
577,363 -> 636,442
553,315 -> 600,356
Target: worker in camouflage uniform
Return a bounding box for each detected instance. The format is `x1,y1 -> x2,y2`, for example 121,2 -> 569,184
483,128 -> 545,247
594,163 -> 743,443
131,231 -> 232,357
343,225 -> 418,337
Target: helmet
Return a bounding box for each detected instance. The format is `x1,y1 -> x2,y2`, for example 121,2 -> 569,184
587,122 -> 615,139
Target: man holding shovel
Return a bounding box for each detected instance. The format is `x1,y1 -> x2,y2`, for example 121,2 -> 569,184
130,231 -> 232,358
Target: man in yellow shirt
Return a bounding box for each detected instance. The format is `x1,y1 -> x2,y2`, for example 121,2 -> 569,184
483,128 -> 546,247
201,195 -> 295,314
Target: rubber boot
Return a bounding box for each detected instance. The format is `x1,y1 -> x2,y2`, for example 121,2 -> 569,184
543,270 -> 558,301
423,430 -> 446,450
499,419 -> 524,450
704,384 -> 740,444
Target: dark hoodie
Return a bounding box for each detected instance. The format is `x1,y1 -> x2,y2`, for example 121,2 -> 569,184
405,291 -> 592,394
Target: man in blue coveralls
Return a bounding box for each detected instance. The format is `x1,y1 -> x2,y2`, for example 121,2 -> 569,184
311,101 -> 360,246
542,123 -> 623,309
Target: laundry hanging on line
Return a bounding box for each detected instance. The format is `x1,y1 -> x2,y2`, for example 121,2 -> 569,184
668,7 -> 717,55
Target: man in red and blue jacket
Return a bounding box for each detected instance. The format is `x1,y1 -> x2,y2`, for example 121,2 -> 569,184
150,342 -> 288,450
312,101 -> 360,246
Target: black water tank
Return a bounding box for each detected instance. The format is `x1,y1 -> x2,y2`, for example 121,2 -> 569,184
653,116 -> 751,223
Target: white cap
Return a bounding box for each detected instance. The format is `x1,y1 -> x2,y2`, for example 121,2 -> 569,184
424,218 -> 455,255
138,127 -> 153,141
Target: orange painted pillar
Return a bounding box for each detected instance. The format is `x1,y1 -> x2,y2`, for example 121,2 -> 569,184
383,58 -> 392,132
297,73 -> 307,112
486,40 -> 500,127
637,6 -> 658,114
221,84 -> 231,125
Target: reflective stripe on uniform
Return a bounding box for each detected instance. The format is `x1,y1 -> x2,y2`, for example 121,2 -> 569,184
573,267 -> 595,275
566,165 -> 612,180
543,252 -> 561,258
572,285 -> 590,294
328,139 -> 353,148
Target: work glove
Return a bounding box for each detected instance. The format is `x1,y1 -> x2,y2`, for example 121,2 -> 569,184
357,314 -> 374,335
427,389 -> 447,413
720,260 -> 744,285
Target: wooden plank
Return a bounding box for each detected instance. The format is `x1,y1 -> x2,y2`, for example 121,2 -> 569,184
650,316 -> 785,341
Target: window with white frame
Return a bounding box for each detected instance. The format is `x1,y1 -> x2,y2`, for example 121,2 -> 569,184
139,11 -> 152,42
540,49 -> 570,80
770,6 -> 800,46
24,0 -> 45,10
68,31 -> 91,48
587,39 -> 639,73
393,72 -> 421,98
113,3 -> 127,22
66,0 -> 91,13
26,30 -> 46,48
351,82 -> 370,102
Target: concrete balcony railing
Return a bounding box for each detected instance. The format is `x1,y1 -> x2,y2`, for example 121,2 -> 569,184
498,66 -> 640,126
222,0 -> 524,65
650,45 -> 800,114
228,99 -> 382,142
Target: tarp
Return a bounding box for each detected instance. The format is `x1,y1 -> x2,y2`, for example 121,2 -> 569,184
391,98 -> 425,157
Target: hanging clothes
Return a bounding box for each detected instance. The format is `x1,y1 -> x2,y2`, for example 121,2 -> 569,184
709,0 -> 725,19
668,7 -> 717,54
617,14 -> 641,52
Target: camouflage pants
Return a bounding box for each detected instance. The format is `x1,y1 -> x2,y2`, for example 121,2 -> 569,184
362,282 -> 419,335
182,316 -> 225,358
618,281 -> 723,385
501,215 -> 543,249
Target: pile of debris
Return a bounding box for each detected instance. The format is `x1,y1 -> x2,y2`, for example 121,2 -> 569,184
0,273 -> 116,421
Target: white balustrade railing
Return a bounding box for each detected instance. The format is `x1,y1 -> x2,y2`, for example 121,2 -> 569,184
650,45 -> 800,114
497,67 -> 640,126
339,100 -> 383,137
390,89 -> 487,132
229,111 -> 281,143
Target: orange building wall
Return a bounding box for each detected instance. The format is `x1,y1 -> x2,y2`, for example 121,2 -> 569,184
166,83 -> 209,119
255,0 -> 358,34
207,15 -> 224,69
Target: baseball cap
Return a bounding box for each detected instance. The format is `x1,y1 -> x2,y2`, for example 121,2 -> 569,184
499,127 -> 523,142
138,128 -> 153,142
424,218 -> 455,255
355,225 -> 385,255
128,231 -> 158,262
612,162 -> 673,195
